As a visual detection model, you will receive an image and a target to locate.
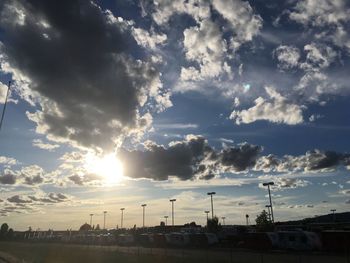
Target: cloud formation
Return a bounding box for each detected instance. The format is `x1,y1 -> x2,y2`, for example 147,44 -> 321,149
254,150 -> 350,173
119,135 -> 262,181
0,0 -> 171,151
230,87 -> 304,125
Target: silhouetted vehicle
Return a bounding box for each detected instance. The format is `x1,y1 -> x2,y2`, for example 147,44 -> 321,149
153,233 -> 167,247
167,232 -> 190,247
277,231 -> 321,250
189,233 -> 207,247
238,232 -> 277,250
320,230 -> 350,252
116,234 -> 134,246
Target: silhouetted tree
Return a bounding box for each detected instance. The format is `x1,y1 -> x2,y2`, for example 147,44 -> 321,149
0,223 -> 9,239
184,221 -> 198,227
95,224 -> 100,230
207,217 -> 222,233
255,210 -> 273,232
79,223 -> 92,231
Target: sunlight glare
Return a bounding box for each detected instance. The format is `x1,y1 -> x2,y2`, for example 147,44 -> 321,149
84,153 -> 124,185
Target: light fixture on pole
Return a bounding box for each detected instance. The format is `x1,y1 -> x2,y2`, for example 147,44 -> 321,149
164,215 -> 168,226
262,182 -> 275,223
169,199 -> 176,226
141,204 -> 147,228
207,192 -> 216,219
103,211 -> 107,229
120,208 -> 125,228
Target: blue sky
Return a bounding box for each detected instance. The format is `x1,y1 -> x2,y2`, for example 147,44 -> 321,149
0,0 -> 350,230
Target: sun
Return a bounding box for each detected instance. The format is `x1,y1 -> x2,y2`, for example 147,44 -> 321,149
84,153 -> 124,185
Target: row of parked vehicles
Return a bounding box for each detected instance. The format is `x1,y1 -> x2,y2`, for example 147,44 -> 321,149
21,229 -> 350,252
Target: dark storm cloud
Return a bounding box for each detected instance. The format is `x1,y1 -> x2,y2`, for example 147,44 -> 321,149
119,135 -> 262,181
0,171 -> 16,184
0,0 -> 167,150
219,143 -> 263,172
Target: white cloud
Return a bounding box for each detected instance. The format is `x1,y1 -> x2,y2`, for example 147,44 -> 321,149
230,87 -> 304,125
290,0 -> 350,52
289,0 -> 349,27
132,27 -> 167,49
152,0 -> 261,95
273,45 -> 300,70
300,43 -> 337,70
181,19 -> 229,81
0,156 -> 17,166
32,139 -> 60,151
211,0 -> 262,49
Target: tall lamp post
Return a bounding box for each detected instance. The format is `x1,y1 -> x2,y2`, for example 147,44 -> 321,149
207,192 -> 216,219
245,214 -> 249,226
89,213 -> 94,227
120,208 -> 125,228
170,199 -> 176,226
204,211 -> 210,226
221,217 -> 226,226
265,205 -> 272,222
164,215 -> 168,226
103,211 -> 107,229
330,209 -> 336,223
141,204 -> 147,228
262,182 -> 275,223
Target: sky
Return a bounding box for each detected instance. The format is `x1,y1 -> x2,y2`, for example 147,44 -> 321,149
0,0 -> 349,231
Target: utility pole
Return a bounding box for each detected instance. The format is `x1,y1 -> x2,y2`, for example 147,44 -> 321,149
204,211 -> 210,226
120,208 -> 125,228
207,192 -> 216,219
170,199 -> 176,226
221,216 -> 226,226
0,81 -> 11,131
89,214 -> 94,227
265,205 -> 272,222
330,209 -> 336,223
103,211 -> 107,229
263,182 -> 275,223
141,204 -> 147,228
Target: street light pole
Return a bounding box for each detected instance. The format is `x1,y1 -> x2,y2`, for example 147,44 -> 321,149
330,209 -> 336,223
103,211 -> 107,229
263,182 -> 275,223
89,214 -> 94,227
265,205 -> 272,222
221,217 -> 226,226
207,192 -> 216,219
204,211 -> 210,226
245,214 -> 249,226
170,199 -> 176,226
141,204 -> 147,228
120,208 -> 125,228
